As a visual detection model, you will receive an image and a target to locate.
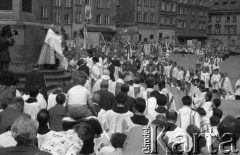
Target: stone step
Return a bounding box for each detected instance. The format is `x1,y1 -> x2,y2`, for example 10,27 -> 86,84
16,81 -> 60,92
18,72 -> 71,82
16,68 -> 66,78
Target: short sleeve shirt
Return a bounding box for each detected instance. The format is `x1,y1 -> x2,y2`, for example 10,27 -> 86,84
67,85 -> 91,106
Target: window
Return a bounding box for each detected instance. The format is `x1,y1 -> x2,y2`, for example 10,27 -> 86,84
232,27 -> 237,34
216,16 -> 221,22
151,0 -> 156,6
40,6 -> 47,18
167,4 -> 170,11
97,0 -> 103,8
231,40 -> 235,46
208,25 -> 212,33
225,27 -> 230,34
104,15 -> 110,25
76,0 -> 83,5
150,35 -> 154,39
215,26 -> 221,34
190,21 -> 195,29
143,13 -> 148,22
192,0 -> 196,5
144,0 -> 149,6
232,16 -> 237,22
172,4 -> 176,11
96,14 -> 103,24
76,12 -> 82,22
208,16 -> 212,23
65,0 -> 71,7
0,0 -> 12,10
191,10 -> 195,16
64,14 -> 71,24
150,14 -> 155,23
137,13 -> 142,22
161,2 -> 165,10
117,0 -> 119,6
106,0 -> 110,8
170,16 -> 174,25
226,16 -> 231,22
161,16 -> 165,24
54,0 -> 61,6
55,13 -> 61,24
86,0 -> 91,6
137,0 -> 142,5
178,20 -> 186,28
22,0 -> 32,12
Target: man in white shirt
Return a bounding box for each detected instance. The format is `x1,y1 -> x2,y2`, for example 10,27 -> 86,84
218,72 -> 234,100
90,57 -> 102,88
210,68 -> 221,93
177,96 -> 201,130
67,70 -> 97,120
201,67 -> 210,92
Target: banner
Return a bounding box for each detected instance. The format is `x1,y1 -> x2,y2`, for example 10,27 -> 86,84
85,6 -> 92,19
86,32 -> 100,48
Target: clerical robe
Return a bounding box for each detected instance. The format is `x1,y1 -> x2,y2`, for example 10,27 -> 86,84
92,75 -> 114,94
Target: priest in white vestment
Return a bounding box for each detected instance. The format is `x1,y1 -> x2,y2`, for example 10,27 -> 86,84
218,73 -> 234,100
235,75 -> 240,100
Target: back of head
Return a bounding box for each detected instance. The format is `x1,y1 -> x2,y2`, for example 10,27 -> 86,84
86,118 -> 103,135
56,93 -> 66,105
115,92 -> 128,105
146,80 -> 155,89
11,115 -> 38,144
37,109 -> 50,126
213,98 -> 221,108
186,125 -> 200,138
166,110 -> 178,122
29,86 -> 39,98
205,92 -> 213,101
210,115 -> 220,127
92,57 -> 99,63
103,69 -> 110,76
121,83 -> 130,93
111,133 -> 127,149
71,70 -> 88,85
150,90 -> 160,98
158,81 -> 166,90
133,97 -> 146,113
8,97 -> 24,112
0,70 -> 18,86
156,94 -> 167,106
196,107 -> 206,116
33,63 -> 40,69
134,76 -> 141,84
73,121 -> 93,142
118,72 -> 126,79
92,93 -> 101,104
182,96 -> 192,106
100,80 -> 109,89
218,115 -> 240,141
213,108 -> 223,119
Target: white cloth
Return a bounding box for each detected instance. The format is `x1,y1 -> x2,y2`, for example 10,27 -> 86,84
122,117 -> 149,134
0,131 -> 17,147
22,93 -> 47,109
67,85 -> 91,106
141,88 -> 155,101
219,77 -> 234,95
24,101 -> 41,120
201,101 -> 213,116
91,63 -> 102,81
103,110 -> 133,137
144,97 -> 157,116
235,79 -> 240,96
201,72 -> 210,89
177,70 -> 184,81
159,88 -> 177,111
193,92 -> 206,108
39,130 -> 83,155
177,106 -> 201,131
172,67 -> 179,79
211,73 -> 221,90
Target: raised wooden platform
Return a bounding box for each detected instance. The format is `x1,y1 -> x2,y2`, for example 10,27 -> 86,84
16,68 -> 71,92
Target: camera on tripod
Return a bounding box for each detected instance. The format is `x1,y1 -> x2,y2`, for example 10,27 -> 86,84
1,25 -> 18,38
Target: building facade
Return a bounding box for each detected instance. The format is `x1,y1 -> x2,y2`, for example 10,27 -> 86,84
116,0 -> 160,42
176,0 -> 209,44
36,0 -> 117,39
208,0 -> 240,46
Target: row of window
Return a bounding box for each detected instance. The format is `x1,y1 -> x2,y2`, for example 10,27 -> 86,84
208,25 -> 237,35
54,0 -> 92,7
161,2 -> 176,12
160,16 -> 175,26
177,7 -> 207,17
209,16 -> 237,23
136,13 -> 155,23
177,20 -> 206,30
96,0 -> 111,9
137,0 -> 157,6
178,0 -> 207,6
96,14 -> 110,25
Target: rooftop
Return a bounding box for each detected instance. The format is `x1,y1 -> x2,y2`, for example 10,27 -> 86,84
209,0 -> 240,11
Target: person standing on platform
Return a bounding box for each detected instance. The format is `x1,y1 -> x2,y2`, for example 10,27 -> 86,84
0,25 -> 15,72
24,64 -> 47,101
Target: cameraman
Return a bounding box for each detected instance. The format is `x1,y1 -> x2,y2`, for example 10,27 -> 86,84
0,25 -> 15,72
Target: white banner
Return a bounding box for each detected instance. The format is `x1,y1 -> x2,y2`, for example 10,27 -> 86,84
85,6 -> 92,19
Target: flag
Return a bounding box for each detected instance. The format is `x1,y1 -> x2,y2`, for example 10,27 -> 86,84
83,22 -> 87,49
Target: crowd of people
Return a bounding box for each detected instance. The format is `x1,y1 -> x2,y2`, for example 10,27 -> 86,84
0,47 -> 240,155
